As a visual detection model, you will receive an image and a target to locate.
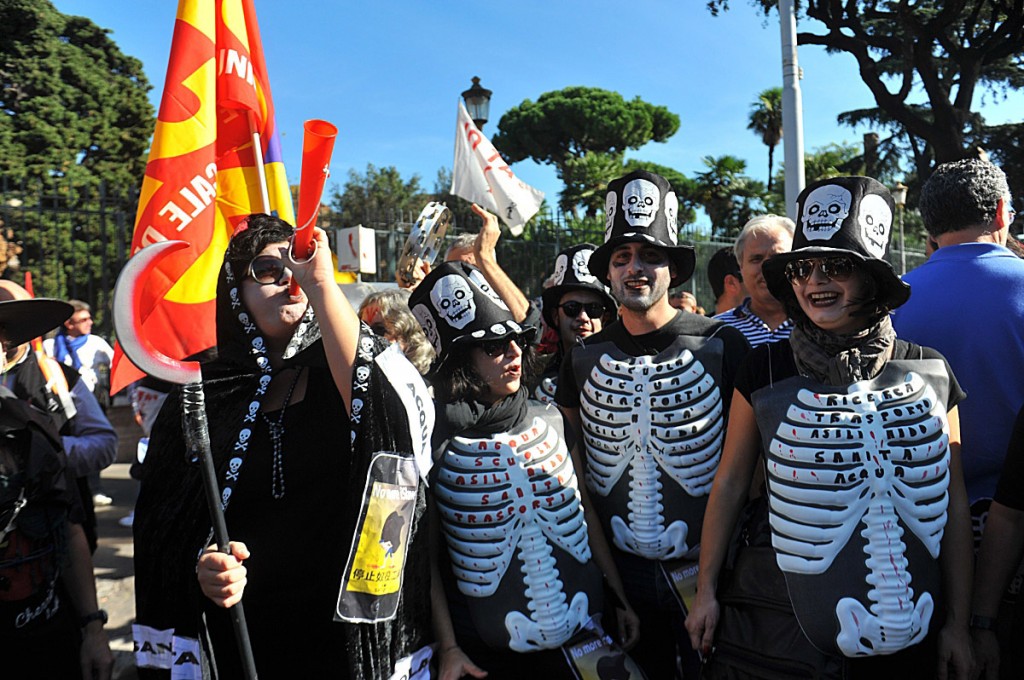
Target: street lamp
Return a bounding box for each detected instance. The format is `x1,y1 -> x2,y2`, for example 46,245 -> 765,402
461,76 -> 492,130
892,182 -> 908,274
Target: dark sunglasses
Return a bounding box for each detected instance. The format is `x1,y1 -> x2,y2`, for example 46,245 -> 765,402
479,332 -> 530,358
784,257 -> 856,284
558,301 -> 606,318
248,256 -> 292,286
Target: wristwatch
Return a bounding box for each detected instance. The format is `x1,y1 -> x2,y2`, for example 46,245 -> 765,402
969,614 -> 996,631
79,609 -> 108,628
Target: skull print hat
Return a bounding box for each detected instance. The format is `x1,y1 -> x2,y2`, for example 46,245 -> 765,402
409,261 -> 535,368
762,175 -> 911,311
540,244 -> 617,328
588,169 -> 696,288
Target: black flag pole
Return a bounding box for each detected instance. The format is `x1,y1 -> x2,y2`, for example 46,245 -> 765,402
113,240 -> 259,680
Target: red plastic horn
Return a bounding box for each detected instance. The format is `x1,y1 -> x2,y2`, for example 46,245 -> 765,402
290,119 -> 338,296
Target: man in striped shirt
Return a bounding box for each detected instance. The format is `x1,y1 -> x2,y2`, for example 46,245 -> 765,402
713,214 -> 795,347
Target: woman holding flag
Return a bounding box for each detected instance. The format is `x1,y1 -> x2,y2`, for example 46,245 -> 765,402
133,215 -> 434,679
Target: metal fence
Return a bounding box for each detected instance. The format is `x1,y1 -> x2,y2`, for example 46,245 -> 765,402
0,175 -> 138,336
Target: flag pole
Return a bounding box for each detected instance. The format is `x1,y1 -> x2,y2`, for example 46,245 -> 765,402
248,111 -> 271,214
780,0 -> 806,221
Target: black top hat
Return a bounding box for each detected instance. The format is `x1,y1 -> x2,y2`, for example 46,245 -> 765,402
589,170 -> 696,287
541,244 -> 617,328
707,246 -> 741,299
762,176 -> 910,311
409,261 -> 535,367
0,299 -> 74,347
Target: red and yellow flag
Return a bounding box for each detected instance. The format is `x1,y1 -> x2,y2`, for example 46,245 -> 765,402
111,0 -> 293,394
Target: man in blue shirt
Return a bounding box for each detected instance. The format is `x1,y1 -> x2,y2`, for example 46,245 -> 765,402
892,158 -> 1024,521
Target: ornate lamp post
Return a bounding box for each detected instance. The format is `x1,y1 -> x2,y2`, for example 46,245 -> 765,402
461,76 -> 492,131
892,182 -> 908,274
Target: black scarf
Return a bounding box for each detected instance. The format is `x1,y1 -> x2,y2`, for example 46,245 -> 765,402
432,387 -> 529,455
789,314 -> 896,386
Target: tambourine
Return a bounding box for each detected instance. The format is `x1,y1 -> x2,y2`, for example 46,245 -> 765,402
396,201 -> 452,286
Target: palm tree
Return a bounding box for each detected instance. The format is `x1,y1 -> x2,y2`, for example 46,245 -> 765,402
747,87 -> 783,191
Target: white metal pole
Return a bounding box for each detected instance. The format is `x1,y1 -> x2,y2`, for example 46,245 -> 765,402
779,0 -> 806,220
248,111 -> 271,214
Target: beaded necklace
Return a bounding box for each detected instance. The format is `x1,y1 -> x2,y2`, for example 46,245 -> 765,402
261,366 -> 303,500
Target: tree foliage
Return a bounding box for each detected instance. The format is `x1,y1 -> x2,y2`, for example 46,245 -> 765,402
328,163 -> 428,227
690,155 -> 767,239
0,0 -> 154,315
492,86 -> 680,217
707,1 -> 1024,192
748,87 -> 784,190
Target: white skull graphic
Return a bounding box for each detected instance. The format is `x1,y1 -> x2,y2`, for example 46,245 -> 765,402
244,401 -> 260,422
467,269 -> 509,311
605,191 -> 617,238
431,274 -> 476,329
571,249 -> 597,283
355,365 -> 371,384
256,356 -> 269,370
228,457 -> 243,474
663,192 -> 679,245
412,303 -> 440,354
359,335 -> 375,356
801,184 -> 852,241
251,337 -> 264,352
551,254 -> 568,286
229,288 -> 240,309
351,398 -> 364,416
221,487 -> 232,506
238,429 -> 251,444
622,178 -> 660,228
257,374 -> 272,394
857,194 -> 893,258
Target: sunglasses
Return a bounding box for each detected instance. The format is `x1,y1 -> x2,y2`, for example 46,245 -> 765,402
248,256 -> 292,286
558,301 -> 606,318
479,332 -> 530,358
784,257 -> 857,284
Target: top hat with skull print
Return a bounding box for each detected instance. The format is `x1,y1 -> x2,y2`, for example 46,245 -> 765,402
762,175 -> 910,311
588,170 -> 696,288
541,244 -> 617,328
409,261 -> 535,368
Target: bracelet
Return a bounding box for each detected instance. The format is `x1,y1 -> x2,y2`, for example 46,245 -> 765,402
79,609 -> 108,628
969,614 -> 997,631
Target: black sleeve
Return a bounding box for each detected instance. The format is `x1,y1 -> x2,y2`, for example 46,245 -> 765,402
733,343 -> 783,403
918,346 -> 967,411
995,403 -> 1024,511
712,324 -> 751,413
521,301 -> 543,339
555,346 -> 581,408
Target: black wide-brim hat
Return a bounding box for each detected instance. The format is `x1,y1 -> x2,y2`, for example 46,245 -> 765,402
541,244 -> 617,327
589,169 -> 695,288
0,299 -> 74,347
762,176 -> 911,311
409,261 -> 536,369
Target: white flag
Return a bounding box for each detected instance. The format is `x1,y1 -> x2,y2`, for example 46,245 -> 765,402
451,100 -> 544,236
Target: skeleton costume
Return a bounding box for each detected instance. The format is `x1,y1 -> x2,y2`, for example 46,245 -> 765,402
557,170 -> 751,680
704,177 -> 968,679
531,244 -> 616,404
411,262 -> 610,678
133,224 -> 433,680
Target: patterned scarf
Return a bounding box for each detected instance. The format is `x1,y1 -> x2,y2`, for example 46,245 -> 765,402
790,314 -> 896,386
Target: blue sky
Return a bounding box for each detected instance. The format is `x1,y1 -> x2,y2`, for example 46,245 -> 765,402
55,1 -> 1023,227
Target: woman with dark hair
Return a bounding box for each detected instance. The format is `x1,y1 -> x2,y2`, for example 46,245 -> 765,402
409,261 -> 640,680
686,177 -> 973,679
132,214 -> 434,679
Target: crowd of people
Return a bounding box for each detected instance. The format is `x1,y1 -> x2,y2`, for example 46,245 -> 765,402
3,158 -> 1022,680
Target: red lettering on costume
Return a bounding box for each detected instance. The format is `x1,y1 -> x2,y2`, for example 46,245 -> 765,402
481,494 -> 489,505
